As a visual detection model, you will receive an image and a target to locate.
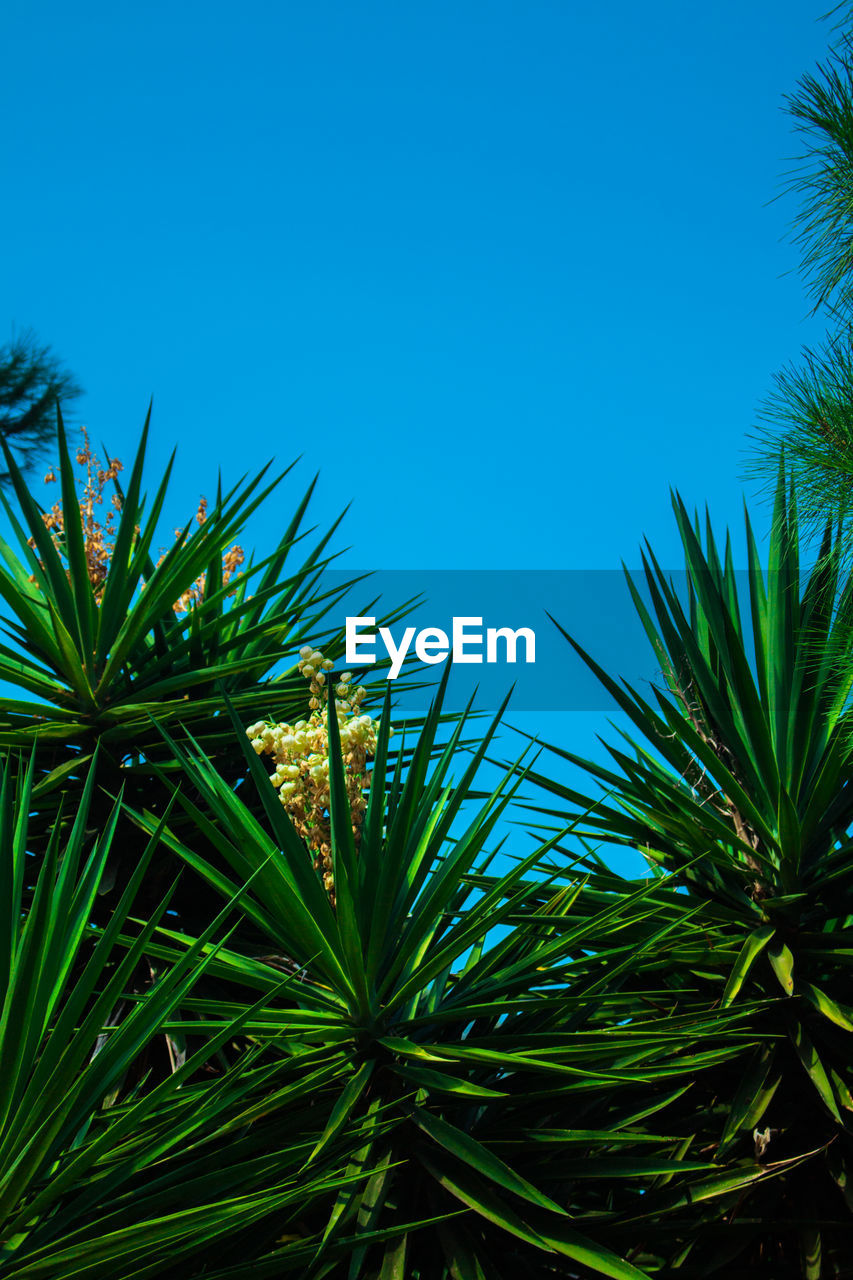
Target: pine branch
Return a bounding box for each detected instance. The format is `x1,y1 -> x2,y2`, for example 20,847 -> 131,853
0,329 -> 82,484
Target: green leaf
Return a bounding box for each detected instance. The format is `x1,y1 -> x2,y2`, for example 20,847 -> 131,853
411,1108 -> 566,1216
767,939 -> 795,996
799,981 -> 853,1032
722,925 -> 776,1007
790,1020 -> 843,1122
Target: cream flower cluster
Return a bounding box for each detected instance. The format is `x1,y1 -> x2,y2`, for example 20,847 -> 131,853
246,646 -> 380,905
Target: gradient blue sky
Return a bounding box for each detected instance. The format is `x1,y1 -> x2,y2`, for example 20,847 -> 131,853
0,0 -> 833,577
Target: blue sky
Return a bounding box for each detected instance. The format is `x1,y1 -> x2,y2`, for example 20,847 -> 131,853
0,1 -> 838,808
0,1 -> 832,571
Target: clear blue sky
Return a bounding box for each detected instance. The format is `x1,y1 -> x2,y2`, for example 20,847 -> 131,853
0,0 -> 832,573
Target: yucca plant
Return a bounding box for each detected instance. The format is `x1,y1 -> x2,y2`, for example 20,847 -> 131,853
0,410 -> 404,928
130,678 -> 776,1280
0,410 -> 354,780
0,749 -> 407,1280
526,482 -> 853,1275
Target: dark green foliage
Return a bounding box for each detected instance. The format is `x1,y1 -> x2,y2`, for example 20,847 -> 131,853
0,409 -> 348,769
0,408 -> 373,929
527,482 -> 853,1275
3,471 -> 840,1276
749,330 -> 853,531
0,330 -> 81,481
8,14 -> 853,1264
747,14 -> 853,544
0,752 -> 362,1280
785,29 -> 853,318
128,683 -> 777,1280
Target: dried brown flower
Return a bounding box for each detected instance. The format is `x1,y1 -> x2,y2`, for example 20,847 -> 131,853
32,429 -> 245,613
